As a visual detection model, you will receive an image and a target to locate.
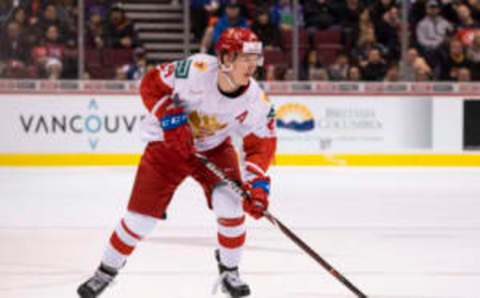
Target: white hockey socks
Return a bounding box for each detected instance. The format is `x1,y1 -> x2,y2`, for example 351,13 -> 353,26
217,215 -> 246,268
212,185 -> 246,268
102,211 -> 157,269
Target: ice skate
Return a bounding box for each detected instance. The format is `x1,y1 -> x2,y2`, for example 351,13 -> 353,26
213,249 -> 251,298
77,264 -> 117,298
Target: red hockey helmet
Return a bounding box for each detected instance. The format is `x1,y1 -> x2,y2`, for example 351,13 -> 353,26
215,27 -> 263,65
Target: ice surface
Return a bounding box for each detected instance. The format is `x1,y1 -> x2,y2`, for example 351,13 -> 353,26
0,166 -> 479,298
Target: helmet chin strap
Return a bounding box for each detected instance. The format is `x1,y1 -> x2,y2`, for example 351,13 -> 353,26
219,63 -> 239,90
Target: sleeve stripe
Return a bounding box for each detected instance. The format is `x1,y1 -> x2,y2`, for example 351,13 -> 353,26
151,95 -> 170,117
246,161 -> 265,176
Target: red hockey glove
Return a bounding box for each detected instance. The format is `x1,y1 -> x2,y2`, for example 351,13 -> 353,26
243,176 -> 270,219
160,107 -> 194,159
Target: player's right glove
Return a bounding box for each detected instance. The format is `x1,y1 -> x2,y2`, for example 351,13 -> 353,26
160,105 -> 194,159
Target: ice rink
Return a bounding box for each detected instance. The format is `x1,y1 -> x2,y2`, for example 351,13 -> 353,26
1,166 -> 479,298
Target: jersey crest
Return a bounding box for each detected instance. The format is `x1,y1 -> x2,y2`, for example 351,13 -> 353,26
188,111 -> 227,139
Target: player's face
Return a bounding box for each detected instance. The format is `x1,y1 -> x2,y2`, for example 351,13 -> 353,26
231,53 -> 260,86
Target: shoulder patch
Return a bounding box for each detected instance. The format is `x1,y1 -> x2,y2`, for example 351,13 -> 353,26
175,60 -> 192,78
193,61 -> 208,72
260,91 -> 271,104
267,106 -> 275,119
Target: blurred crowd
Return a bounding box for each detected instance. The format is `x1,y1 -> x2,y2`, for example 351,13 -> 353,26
0,0 -> 143,80
1,0 -> 480,81
193,0 -> 480,81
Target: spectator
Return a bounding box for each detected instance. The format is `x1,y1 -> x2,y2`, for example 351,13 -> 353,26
124,47 -> 149,80
86,8 -> 106,48
56,0 -> 78,38
40,4 -> 67,40
198,1 -> 226,53
310,68 -> 329,81
375,6 -> 401,61
270,0 -> 303,30
340,0 -> 365,40
24,0 -> 43,27
300,49 -> 324,80
44,25 -> 65,78
413,56 -> 432,81
384,63 -> 400,82
346,8 -> 373,51
347,65 -> 362,81
12,7 -> 28,29
328,53 -> 350,80
264,64 -> 276,81
212,2 -> 248,45
303,0 -> 336,31
466,0 -> 480,21
0,1 -> 12,24
85,0 -> 111,20
409,0 -> 428,28
340,0 -> 364,29
351,26 -> 388,66
370,0 -> 396,25
45,57 -> 63,80
251,9 -> 282,49
467,31 -> 480,61
441,39 -> 471,81
360,48 -> 388,81
456,4 -> 478,29
457,67 -> 471,81
0,21 -> 29,77
466,31 -> 480,79
114,65 -> 127,80
190,0 -> 211,41
403,47 -> 420,81
105,6 -> 138,48
416,0 -> 453,68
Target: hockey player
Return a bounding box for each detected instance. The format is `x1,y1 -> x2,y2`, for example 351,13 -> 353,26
77,27 -> 276,298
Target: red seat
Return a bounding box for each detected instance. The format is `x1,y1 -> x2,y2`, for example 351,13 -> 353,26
87,65 -> 115,79
263,48 -> 287,66
103,49 -> 134,67
314,30 -> 342,45
316,46 -> 342,66
281,29 -> 309,49
85,49 -> 102,67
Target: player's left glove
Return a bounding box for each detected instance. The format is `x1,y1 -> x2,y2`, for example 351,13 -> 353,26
243,176 -> 270,219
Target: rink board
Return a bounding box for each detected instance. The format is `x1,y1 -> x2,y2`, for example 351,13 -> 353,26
0,92 -> 479,166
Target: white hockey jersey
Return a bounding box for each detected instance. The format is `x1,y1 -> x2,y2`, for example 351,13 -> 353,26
141,53 -> 275,154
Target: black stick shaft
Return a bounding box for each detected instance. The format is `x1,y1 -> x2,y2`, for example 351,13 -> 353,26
195,154 -> 368,298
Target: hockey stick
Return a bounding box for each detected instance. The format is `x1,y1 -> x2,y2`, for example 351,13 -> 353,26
195,153 -> 368,298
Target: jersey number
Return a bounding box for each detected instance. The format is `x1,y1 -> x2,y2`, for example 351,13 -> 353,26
175,60 -> 192,78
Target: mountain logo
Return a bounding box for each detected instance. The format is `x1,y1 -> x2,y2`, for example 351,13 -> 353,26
276,103 -> 314,132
